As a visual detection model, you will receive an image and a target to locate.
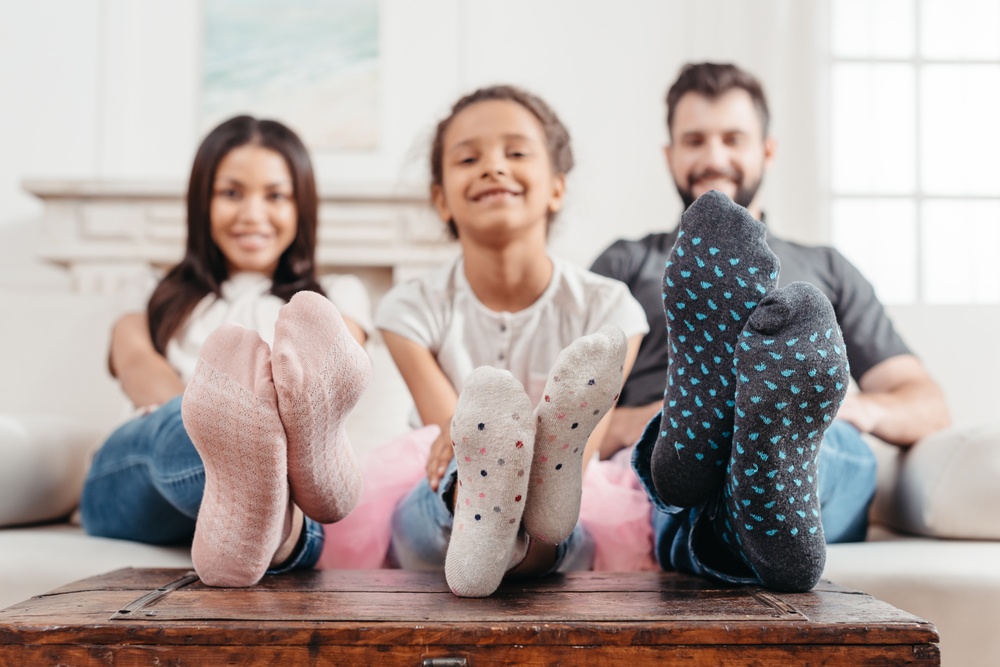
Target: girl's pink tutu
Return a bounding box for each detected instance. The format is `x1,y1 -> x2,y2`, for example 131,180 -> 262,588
317,426 -> 439,569
318,432 -> 656,571
581,447 -> 658,571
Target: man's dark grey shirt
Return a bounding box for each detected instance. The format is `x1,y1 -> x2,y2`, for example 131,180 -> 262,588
591,228 -> 912,407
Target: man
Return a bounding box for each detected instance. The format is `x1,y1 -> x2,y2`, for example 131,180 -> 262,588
590,62 -> 950,589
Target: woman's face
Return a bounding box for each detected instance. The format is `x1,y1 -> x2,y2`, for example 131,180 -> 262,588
210,144 -> 298,277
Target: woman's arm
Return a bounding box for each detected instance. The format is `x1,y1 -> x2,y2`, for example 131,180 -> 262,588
381,330 -> 459,491
109,313 -> 185,409
341,317 -> 367,348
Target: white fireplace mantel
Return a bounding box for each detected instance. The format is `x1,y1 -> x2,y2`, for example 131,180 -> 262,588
25,180 -> 458,294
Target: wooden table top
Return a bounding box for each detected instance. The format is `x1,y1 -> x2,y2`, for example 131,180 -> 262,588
0,568 -> 940,666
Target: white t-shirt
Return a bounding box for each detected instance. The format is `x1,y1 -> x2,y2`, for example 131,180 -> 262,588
167,272 -> 373,384
375,256 -> 649,406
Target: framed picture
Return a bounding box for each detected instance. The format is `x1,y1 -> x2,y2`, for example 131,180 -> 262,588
201,0 -> 380,151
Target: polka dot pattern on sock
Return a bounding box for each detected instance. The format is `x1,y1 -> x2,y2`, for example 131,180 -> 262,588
523,326 -> 628,544
651,191 -> 780,508
714,282 -> 850,593
445,367 -> 535,598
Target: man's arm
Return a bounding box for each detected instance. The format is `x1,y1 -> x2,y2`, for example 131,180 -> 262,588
836,354 -> 950,446
599,400 -> 662,459
592,239 -> 663,458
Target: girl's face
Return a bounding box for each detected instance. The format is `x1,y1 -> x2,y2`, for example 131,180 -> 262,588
210,144 -> 298,277
433,100 -> 565,243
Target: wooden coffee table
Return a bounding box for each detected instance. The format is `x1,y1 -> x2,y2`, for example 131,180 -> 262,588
0,568 -> 939,665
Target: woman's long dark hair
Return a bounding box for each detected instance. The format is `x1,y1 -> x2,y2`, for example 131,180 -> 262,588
147,115 -> 323,355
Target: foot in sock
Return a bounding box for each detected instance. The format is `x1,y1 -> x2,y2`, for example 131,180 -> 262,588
445,367 -> 536,598
714,282 -> 849,592
182,324 -> 292,587
651,190 -> 780,508
272,291 -> 369,524
523,325 -> 628,544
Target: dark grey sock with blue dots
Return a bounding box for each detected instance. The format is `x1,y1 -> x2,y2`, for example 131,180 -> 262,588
445,366 -> 536,597
714,282 -> 849,592
651,191 -> 780,508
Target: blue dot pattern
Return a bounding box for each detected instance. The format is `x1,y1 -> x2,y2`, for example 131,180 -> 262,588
714,282 -> 850,592
650,191 -> 780,508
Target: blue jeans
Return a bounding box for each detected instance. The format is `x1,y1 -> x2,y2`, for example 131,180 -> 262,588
79,396 -> 323,573
388,458 -> 595,574
633,415 -> 876,585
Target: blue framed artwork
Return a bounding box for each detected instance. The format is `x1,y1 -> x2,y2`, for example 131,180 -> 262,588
202,0 -> 379,151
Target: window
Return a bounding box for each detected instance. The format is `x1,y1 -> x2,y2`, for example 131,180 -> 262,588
830,0 -> 1000,304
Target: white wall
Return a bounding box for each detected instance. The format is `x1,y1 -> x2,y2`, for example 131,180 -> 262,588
1,0 -> 988,426
0,0 -> 827,270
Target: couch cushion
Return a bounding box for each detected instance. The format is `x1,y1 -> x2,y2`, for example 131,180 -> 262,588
874,422 -> 1000,539
0,523 -> 191,609
826,526 -> 1000,667
0,414 -> 103,528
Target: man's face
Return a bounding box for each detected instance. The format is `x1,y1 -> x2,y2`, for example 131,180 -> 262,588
665,89 -> 775,217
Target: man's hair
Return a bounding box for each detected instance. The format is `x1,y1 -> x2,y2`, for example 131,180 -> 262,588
665,62 -> 770,139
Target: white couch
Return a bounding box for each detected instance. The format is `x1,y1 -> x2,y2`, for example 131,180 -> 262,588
2,291 -> 999,667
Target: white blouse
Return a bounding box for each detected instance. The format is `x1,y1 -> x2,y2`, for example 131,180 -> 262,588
166,272 -> 372,384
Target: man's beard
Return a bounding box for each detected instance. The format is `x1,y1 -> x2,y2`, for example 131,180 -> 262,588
676,168 -> 764,211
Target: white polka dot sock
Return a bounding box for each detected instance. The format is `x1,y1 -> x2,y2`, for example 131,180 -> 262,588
523,325 -> 628,544
445,367 -> 536,598
182,324 -> 291,587
272,291 -> 369,524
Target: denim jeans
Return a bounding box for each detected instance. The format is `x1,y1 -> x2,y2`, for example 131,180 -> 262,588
633,414 -> 876,585
79,396 -> 323,573
388,457 -> 595,574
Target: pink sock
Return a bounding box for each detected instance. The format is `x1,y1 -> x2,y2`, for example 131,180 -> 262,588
182,324 -> 291,587
272,291 -> 369,524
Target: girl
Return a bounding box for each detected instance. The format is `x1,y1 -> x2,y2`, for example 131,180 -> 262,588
79,115 -> 372,587
375,86 -> 650,597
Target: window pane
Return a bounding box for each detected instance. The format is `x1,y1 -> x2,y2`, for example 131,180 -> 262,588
832,198 -> 917,303
833,0 -> 914,58
922,199 -> 1000,303
832,64 -> 915,194
921,0 -> 1000,60
921,65 -> 1000,196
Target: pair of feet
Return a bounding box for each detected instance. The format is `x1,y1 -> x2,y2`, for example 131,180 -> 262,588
181,291 -> 370,587
445,326 -> 628,597
650,191 -> 850,591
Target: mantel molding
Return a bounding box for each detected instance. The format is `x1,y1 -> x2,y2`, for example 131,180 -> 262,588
25,179 -> 457,294
23,180 -> 430,204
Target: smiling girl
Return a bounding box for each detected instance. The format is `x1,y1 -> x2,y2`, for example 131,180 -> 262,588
374,86 -> 649,597
80,116 -> 372,587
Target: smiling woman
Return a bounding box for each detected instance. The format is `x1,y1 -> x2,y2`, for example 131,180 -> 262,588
147,115 -> 325,356
209,144 -> 299,277
77,114 -> 376,590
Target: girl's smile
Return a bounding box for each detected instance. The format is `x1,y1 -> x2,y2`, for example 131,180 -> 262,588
470,186 -> 525,203
432,99 -> 564,243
